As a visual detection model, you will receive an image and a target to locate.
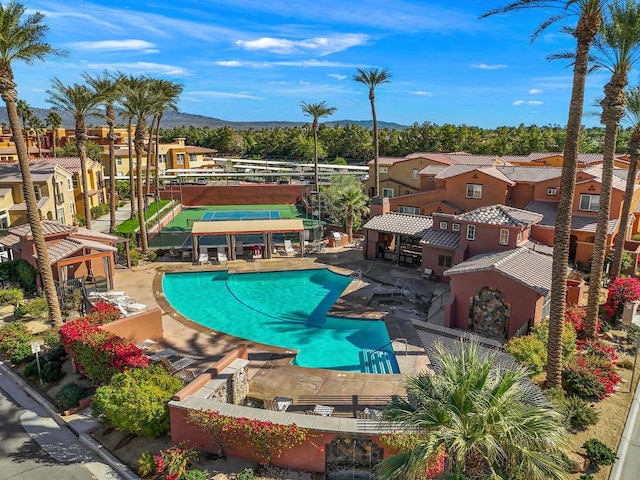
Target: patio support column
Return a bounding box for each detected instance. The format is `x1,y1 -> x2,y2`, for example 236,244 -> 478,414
230,236 -> 236,261
299,231 -> 304,257
266,233 -> 272,259
396,233 -> 400,266
193,235 -> 198,263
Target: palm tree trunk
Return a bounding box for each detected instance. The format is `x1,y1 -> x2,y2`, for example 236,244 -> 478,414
585,76 -> 626,338
313,122 -> 320,223
145,114 -> 157,196
76,117 -> 92,229
611,134 -> 640,278
154,112 -> 163,191
107,104 -> 117,234
135,121 -> 149,254
51,128 -> 57,156
546,24 -> 597,387
370,90 -> 379,197
127,117 -> 135,220
0,76 -> 63,327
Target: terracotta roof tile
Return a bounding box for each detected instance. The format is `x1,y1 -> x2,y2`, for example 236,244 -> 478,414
363,213 -> 433,237
457,205 -> 543,227
420,228 -> 460,249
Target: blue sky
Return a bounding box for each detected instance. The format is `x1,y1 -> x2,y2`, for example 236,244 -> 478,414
17,0 -> 616,129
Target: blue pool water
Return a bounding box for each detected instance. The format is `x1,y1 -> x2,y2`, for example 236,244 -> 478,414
162,269 -> 400,373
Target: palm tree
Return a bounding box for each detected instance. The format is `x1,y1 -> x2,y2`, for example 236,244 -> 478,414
118,75 -> 138,220
324,175 -> 368,243
611,85 -> 640,278
584,0 -> 640,338
84,70 -> 123,234
45,108 -> 62,156
119,76 -> 157,255
16,98 -> 30,131
300,101 -> 336,223
377,341 -> 568,480
47,78 -> 103,229
353,68 -> 391,198
28,113 -> 44,156
0,1 -> 64,327
484,0 -> 606,387
147,78 -> 183,193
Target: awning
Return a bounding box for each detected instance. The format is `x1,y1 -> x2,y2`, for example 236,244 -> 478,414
191,218 -> 305,235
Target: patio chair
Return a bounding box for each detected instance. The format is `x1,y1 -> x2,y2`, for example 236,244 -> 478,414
235,241 -> 244,259
264,396 -> 292,412
284,239 -> 295,255
198,246 -> 209,265
160,355 -> 196,374
217,246 -> 228,263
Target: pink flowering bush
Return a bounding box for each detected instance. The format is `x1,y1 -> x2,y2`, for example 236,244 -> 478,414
152,444 -> 198,480
604,277 -> 640,324
562,339 -> 620,400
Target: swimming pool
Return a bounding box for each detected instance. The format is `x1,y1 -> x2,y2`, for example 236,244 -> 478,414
162,269 -> 400,373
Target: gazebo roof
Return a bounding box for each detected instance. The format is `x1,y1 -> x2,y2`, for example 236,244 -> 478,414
191,218 -> 305,236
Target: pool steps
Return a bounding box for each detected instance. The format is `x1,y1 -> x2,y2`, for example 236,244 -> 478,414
360,348 -> 394,374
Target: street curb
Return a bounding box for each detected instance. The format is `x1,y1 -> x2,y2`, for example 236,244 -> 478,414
610,374 -> 640,480
0,360 -> 138,480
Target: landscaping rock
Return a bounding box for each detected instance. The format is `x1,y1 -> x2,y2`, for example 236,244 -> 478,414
566,452 -> 590,473
211,474 -> 229,480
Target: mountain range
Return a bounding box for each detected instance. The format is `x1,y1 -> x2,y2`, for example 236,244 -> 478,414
1,107 -> 409,130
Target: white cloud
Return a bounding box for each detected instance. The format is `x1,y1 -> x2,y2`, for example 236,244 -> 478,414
85,61 -> 190,76
188,90 -> 263,99
328,73 -> 347,80
236,34 -> 368,56
411,91 -> 434,96
68,39 -> 158,53
529,88 -> 542,94
255,59 -> 358,68
216,61 -> 243,67
470,63 -> 507,70
513,100 -> 544,106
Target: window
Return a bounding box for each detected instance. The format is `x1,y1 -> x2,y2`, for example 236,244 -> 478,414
438,255 -> 453,268
466,224 -> 476,241
399,206 -> 419,214
159,169 -> 166,176
428,176 -> 434,182
70,202 -> 75,215
0,209 -> 9,229
452,223 -> 460,231
72,174 -> 79,188
499,228 -> 509,245
439,221 -> 448,230
116,157 -> 122,166
189,154 -> 197,162
382,188 -> 394,198
547,187 -> 557,196
176,153 -> 185,165
67,178 -> 73,191
466,183 -> 482,199
57,207 -> 65,225
412,168 -> 419,180
158,154 -> 166,163
33,186 -> 41,201
579,194 -> 600,212
379,167 -> 388,174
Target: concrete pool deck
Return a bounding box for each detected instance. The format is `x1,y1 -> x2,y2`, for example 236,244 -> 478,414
113,247 -> 436,404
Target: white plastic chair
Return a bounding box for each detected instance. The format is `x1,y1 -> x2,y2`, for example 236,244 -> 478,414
284,240 -> 295,255
217,246 -> 228,263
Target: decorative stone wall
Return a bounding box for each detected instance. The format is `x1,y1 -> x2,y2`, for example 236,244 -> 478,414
206,358 -> 249,404
325,437 -> 382,479
471,286 -> 511,340
231,360 -> 249,404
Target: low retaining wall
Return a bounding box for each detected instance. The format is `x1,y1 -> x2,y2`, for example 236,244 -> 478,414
100,307 -> 164,343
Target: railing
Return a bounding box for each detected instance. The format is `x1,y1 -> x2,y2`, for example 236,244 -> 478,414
370,337 -> 408,356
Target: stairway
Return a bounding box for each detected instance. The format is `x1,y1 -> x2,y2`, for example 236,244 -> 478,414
360,349 -> 394,374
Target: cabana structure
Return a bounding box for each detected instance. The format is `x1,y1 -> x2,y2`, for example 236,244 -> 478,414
190,218 -> 305,261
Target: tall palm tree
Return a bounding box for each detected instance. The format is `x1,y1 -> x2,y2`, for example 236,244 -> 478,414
611,85 -> 640,278
16,98 -> 30,131
484,0 -> 606,387
0,1 -> 63,327
118,75 -> 138,220
353,68 -> 391,198
47,78 -> 103,229
147,78 -> 183,193
119,76 -> 157,255
45,108 -> 62,156
300,101 -> 336,223
28,112 -> 44,156
377,341 -> 568,480
584,0 -> 640,338
83,70 -> 123,234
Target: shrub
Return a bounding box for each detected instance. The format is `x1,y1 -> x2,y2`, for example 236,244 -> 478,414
40,328 -> 61,347
505,334 -> 546,374
56,382 -> 89,411
561,396 -> 599,431
0,321 -> 35,364
582,439 -> 617,467
90,203 -> 109,219
24,358 -> 65,383
14,295 -> 48,320
181,470 -> 207,480
0,287 -> 23,306
14,260 -> 37,291
626,323 -> 640,345
137,451 -> 155,477
604,277 -> 640,324
92,365 -> 183,437
618,358 -> 634,370
152,444 -> 198,480
236,468 -> 257,480
579,475 -> 595,480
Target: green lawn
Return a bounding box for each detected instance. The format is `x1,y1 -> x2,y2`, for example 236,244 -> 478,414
116,200 -> 171,235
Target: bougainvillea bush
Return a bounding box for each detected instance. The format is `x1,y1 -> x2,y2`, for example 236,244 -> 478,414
562,340 -> 620,400
92,365 -> 183,437
59,308 -> 148,384
604,277 -> 640,324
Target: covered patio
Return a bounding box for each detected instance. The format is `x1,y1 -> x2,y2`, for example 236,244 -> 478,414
190,218 -> 305,261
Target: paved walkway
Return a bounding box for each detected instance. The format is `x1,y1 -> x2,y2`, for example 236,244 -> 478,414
611,372 -> 640,480
92,203 -> 133,234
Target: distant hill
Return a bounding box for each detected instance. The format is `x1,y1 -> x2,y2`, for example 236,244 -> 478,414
0,107 -> 408,130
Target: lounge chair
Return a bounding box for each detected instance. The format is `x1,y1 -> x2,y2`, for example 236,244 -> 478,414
198,246 -> 209,265
160,355 -> 196,374
284,239 -> 295,255
235,241 -> 244,259
217,246 -> 228,263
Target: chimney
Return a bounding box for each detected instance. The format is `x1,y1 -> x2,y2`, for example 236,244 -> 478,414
370,196 -> 390,217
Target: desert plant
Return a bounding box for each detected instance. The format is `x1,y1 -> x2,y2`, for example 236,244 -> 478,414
0,287 -> 23,306
137,451 -> 155,477
181,470 -> 207,480
92,365 -> 183,437
0,321 -> 35,364
56,382 -> 89,411
617,358 -> 634,370
505,333 -> 546,374
14,295 -> 48,320
562,396 -> 599,431
582,438 -> 616,467
579,475 -> 596,480
235,468 -> 258,480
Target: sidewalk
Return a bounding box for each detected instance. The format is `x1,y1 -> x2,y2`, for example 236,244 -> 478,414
610,371 -> 640,480
92,203 -> 133,234
0,359 -> 137,479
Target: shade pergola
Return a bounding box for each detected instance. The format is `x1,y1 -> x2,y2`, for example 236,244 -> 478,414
190,218 -> 305,260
